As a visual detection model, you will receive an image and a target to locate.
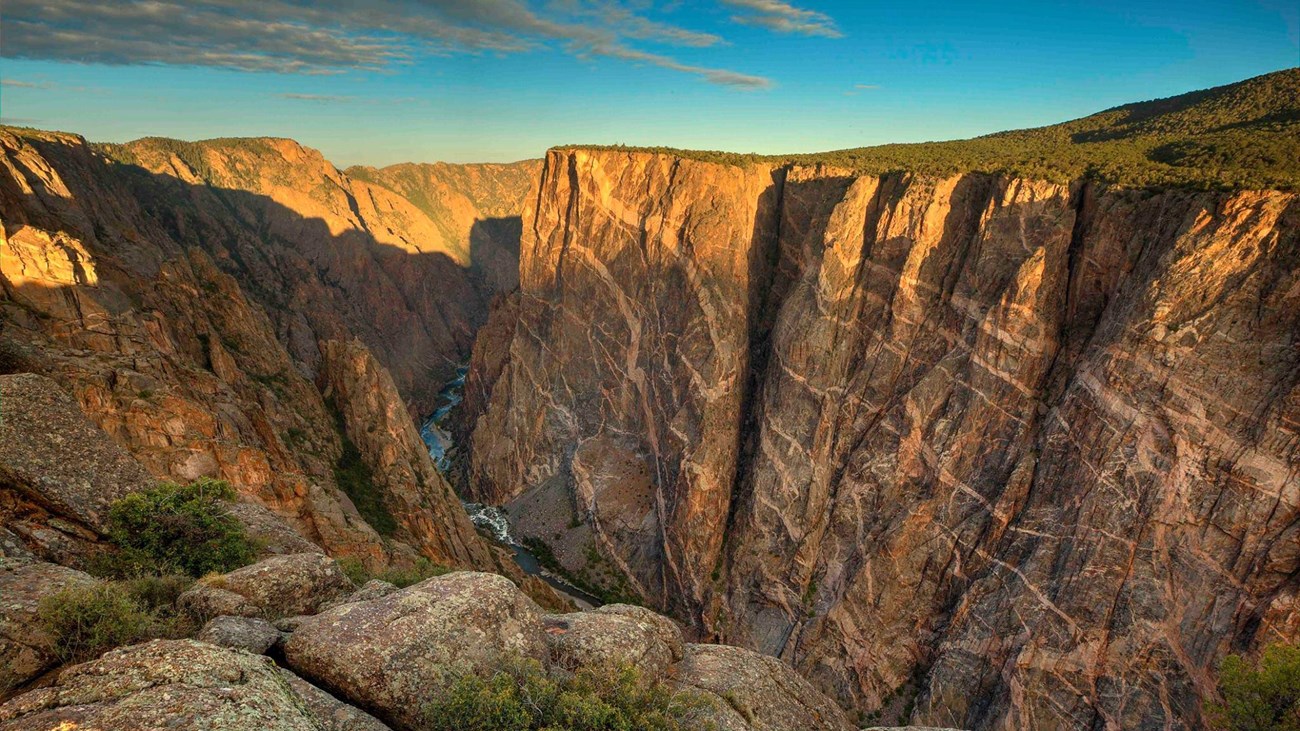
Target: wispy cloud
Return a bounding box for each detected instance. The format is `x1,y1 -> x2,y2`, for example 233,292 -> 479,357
1,79 -> 54,89
0,0 -> 772,88
720,0 -> 841,38
855,84 -> 879,89
277,93 -> 357,103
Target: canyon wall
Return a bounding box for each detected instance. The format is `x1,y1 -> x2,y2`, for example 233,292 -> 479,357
0,128 -> 535,575
463,148 -> 1300,728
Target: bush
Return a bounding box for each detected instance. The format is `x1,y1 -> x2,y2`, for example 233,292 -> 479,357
37,583 -> 152,663
1207,644 -> 1300,730
100,478 -> 256,578
376,557 -> 451,588
338,556 -> 451,589
425,657 -> 714,731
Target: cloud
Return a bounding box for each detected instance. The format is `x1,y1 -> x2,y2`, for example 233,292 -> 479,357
1,80 -> 53,88
0,0 -> 770,88
855,84 -> 879,89
720,0 -> 841,38
277,93 -> 357,103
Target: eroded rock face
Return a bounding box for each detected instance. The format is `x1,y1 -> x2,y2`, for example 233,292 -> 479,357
0,128 -> 522,574
283,571 -> 547,730
0,639 -> 319,731
677,643 -> 854,731
464,149 -> 1300,728
0,373 -> 154,563
0,558 -> 98,693
542,603 -> 684,682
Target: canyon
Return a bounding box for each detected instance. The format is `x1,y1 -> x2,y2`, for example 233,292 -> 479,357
458,72 -> 1300,728
1,68 -> 1298,730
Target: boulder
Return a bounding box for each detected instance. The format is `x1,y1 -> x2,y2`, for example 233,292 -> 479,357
196,616 -> 282,654
676,643 -> 854,731
214,553 -> 354,618
542,603 -> 684,682
0,639 -> 319,730
279,669 -> 393,731
0,557 -> 99,692
178,582 -> 263,621
321,579 -> 398,610
284,571 -> 546,730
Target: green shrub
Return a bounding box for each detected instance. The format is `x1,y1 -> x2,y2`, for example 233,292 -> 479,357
425,657 -> 714,731
338,557 -> 370,587
1207,644 -> 1300,730
375,557 -> 451,588
37,583 -> 152,663
338,556 -> 451,589
102,478 -> 256,578
326,398 -> 398,537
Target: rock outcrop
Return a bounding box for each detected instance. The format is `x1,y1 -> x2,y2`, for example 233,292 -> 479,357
0,639 -> 319,731
0,373 -> 154,564
318,339 -> 496,569
0,557 -> 99,693
463,147 -> 1300,728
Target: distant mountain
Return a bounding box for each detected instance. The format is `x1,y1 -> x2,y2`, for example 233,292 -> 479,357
571,68 -> 1300,190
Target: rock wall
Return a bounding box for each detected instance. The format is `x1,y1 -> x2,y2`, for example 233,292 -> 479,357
463,148 -> 1300,728
0,127 -> 534,573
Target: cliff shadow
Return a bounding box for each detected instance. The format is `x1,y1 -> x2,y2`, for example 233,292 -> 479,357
0,133 -> 529,418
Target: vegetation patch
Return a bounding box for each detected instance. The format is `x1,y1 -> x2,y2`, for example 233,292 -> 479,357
424,657 -> 714,731
326,398 -> 399,537
1207,643 -> 1300,730
561,70 -> 1300,192
94,478 -> 257,579
338,556 -> 451,589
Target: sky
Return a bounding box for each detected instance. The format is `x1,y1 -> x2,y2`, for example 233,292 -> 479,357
0,0 -> 1296,167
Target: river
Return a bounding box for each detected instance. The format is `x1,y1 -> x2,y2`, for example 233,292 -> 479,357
418,367 -> 600,609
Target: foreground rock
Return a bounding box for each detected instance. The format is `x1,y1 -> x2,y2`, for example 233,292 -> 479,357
542,603 -> 683,682
0,558 -> 99,693
677,643 -> 854,731
284,571 -> 546,730
0,639 -> 318,730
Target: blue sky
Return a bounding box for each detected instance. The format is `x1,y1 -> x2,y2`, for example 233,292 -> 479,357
1,0 -> 1296,167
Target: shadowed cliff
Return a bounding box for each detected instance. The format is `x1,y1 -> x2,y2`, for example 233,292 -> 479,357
0,129 -> 537,579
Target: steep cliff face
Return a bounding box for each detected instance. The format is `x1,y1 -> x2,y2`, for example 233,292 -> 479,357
0,128 -> 532,574
462,146 -> 1300,727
